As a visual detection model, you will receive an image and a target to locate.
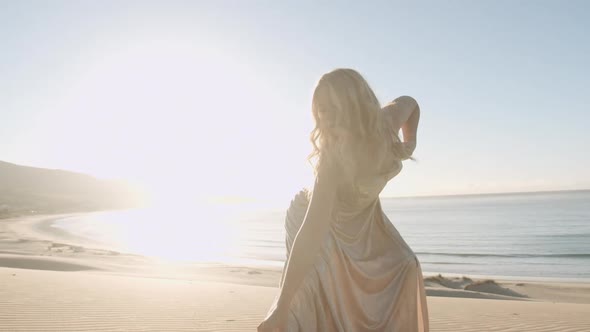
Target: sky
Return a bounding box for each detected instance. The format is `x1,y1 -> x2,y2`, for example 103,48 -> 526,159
1,1 -> 589,205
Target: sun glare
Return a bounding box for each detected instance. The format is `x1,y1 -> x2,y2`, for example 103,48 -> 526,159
35,36 -> 313,207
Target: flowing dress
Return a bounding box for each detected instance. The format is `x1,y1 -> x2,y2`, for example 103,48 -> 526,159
267,134 -> 429,331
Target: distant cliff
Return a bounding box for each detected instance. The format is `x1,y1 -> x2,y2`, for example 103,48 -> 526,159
0,161 -> 145,218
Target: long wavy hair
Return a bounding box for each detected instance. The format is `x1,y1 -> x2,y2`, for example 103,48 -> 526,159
307,69 -> 412,194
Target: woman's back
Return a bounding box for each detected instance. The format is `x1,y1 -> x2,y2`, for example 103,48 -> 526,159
286,114 -> 404,249
277,125 -> 428,332
259,69 -> 427,332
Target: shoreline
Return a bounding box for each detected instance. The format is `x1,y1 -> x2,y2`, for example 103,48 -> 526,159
2,213 -> 590,331
1,213 -> 589,298
33,211 -> 590,284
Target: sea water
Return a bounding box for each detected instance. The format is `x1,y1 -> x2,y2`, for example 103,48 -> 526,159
53,190 -> 590,279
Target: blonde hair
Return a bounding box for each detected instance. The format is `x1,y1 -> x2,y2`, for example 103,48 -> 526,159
307,68 -> 411,194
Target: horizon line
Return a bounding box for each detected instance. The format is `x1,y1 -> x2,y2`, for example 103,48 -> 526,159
381,188 -> 590,200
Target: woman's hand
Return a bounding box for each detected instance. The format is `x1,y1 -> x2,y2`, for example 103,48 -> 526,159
257,303 -> 289,332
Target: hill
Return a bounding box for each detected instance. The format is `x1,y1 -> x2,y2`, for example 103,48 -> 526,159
0,161 -> 145,218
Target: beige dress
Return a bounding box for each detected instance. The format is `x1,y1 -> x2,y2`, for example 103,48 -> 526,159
268,144 -> 429,331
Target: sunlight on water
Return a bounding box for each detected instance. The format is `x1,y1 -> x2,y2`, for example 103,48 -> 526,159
55,201 -> 283,263
54,190 -> 590,278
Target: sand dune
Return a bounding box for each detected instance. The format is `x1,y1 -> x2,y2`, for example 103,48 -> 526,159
424,274 -> 530,300
464,279 -> 528,298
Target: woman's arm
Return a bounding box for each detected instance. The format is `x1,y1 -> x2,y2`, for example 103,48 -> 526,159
382,96 -> 420,155
275,166 -> 338,310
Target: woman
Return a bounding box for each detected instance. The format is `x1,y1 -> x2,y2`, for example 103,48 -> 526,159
258,68 -> 429,332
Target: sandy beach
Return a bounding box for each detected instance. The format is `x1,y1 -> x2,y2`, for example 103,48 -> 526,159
1,214 -> 590,331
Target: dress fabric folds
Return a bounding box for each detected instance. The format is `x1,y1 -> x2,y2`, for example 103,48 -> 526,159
268,159 -> 429,331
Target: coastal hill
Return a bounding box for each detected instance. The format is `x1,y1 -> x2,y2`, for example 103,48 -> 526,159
0,160 -> 145,218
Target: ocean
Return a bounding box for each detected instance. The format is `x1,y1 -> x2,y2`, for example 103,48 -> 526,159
52,190 -> 590,280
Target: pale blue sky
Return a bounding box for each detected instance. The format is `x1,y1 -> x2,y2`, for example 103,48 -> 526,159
1,1 -> 589,203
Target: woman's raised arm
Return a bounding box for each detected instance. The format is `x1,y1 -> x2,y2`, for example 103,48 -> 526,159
382,96 -> 420,155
